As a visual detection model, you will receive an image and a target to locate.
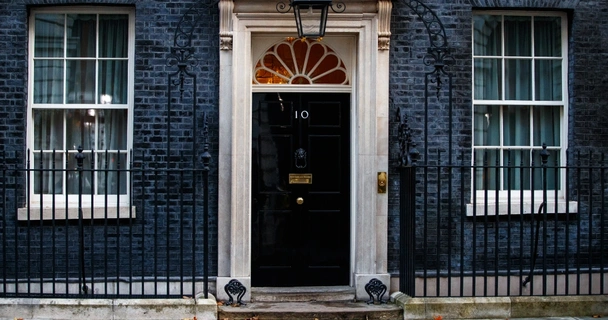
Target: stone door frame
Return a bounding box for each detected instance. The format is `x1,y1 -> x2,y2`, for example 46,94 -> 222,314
216,0 -> 392,301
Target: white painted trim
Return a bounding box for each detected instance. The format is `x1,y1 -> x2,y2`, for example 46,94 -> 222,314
218,0 -> 389,300
466,201 -> 578,216
17,206 -> 136,220
471,10 -> 569,203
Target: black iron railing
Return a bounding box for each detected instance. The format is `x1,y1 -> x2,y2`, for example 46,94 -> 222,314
398,142 -> 608,297
0,146 -> 212,299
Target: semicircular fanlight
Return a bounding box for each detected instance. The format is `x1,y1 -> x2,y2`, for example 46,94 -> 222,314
253,39 -> 349,85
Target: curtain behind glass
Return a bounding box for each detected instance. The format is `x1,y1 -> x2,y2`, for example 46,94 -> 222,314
66,14 -> 96,104
534,106 -> 560,146
35,14 -> 64,58
504,16 -> 531,100
98,15 -> 128,105
474,15 -> 501,100
33,110 -> 64,194
474,105 -> 500,146
535,16 -> 562,101
97,109 -> 128,194
34,14 -> 65,104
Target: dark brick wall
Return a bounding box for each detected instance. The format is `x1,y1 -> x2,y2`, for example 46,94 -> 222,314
0,0 -> 220,283
387,0 -> 608,275
0,2 -> 27,157
1,0 -> 606,289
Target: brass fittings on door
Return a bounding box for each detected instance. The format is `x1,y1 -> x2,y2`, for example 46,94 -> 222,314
296,197 -> 304,205
378,172 -> 387,194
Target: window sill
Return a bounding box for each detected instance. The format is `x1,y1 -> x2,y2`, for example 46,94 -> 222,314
17,206 -> 136,221
466,201 -> 577,217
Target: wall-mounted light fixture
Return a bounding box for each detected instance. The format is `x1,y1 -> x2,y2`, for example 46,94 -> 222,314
277,0 -> 346,39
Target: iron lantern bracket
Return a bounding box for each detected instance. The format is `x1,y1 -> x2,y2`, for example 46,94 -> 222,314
277,0 -> 346,39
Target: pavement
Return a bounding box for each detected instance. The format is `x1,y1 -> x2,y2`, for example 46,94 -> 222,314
0,294 -> 605,320
392,294 -> 607,320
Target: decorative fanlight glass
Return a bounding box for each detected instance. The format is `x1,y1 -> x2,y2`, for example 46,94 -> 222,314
253,39 -> 349,85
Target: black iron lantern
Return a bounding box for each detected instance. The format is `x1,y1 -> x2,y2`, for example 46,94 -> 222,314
277,0 -> 345,39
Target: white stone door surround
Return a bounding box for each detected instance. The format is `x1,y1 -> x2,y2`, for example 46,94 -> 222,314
216,0 -> 392,301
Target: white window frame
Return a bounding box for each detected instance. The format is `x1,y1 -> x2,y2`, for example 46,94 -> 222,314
24,6 -> 135,219
470,10 -> 570,213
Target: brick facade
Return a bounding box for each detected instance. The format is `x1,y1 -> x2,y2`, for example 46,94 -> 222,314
0,0 -> 606,288
0,0 -> 220,280
387,0 -> 608,274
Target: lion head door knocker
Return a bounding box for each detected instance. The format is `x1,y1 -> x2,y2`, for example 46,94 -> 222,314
294,148 -> 307,169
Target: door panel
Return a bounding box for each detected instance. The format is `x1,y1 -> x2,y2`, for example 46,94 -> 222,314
252,92 -> 350,287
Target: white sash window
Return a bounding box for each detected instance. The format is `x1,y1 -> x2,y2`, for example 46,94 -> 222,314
472,11 -> 568,203
27,7 -> 134,210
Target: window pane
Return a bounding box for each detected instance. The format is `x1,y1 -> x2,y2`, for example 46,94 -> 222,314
35,14 -> 64,58
98,109 -> 128,150
535,16 -> 561,57
98,60 -> 128,104
66,14 -> 96,58
34,110 -> 64,150
34,60 -> 65,104
475,149 -> 500,190
533,106 -> 561,146
66,60 -> 96,103
67,152 -> 93,194
474,58 -> 502,100
473,15 -> 501,56
532,149 -> 560,190
97,152 -> 128,195
535,59 -> 562,100
474,105 -> 500,146
504,16 -> 531,56
505,59 -> 531,100
66,109 -> 96,150
503,105 -> 530,146
99,15 -> 129,58
503,149 -> 531,190
33,152 -> 64,195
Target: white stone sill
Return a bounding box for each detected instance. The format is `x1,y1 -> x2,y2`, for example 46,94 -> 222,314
466,201 -> 578,217
17,205 -> 136,221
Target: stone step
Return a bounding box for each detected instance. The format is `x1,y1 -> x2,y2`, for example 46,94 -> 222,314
250,286 -> 356,302
217,301 -> 403,320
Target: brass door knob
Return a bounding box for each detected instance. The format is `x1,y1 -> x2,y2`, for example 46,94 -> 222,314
296,197 -> 304,205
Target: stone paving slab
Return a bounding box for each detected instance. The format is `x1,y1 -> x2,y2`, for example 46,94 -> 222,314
1,294 -> 606,320
0,296 -> 218,320
392,293 -> 607,320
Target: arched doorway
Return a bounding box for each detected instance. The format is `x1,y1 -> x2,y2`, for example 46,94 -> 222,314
216,0 -> 393,301
250,37 -> 352,287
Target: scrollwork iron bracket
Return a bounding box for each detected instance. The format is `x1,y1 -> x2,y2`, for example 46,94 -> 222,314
276,1 -> 346,14
166,1 -> 220,98
365,278 -> 387,304
224,279 -> 247,306
401,0 -> 454,97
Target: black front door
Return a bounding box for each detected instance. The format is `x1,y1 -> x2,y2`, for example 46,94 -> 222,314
252,92 -> 350,287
